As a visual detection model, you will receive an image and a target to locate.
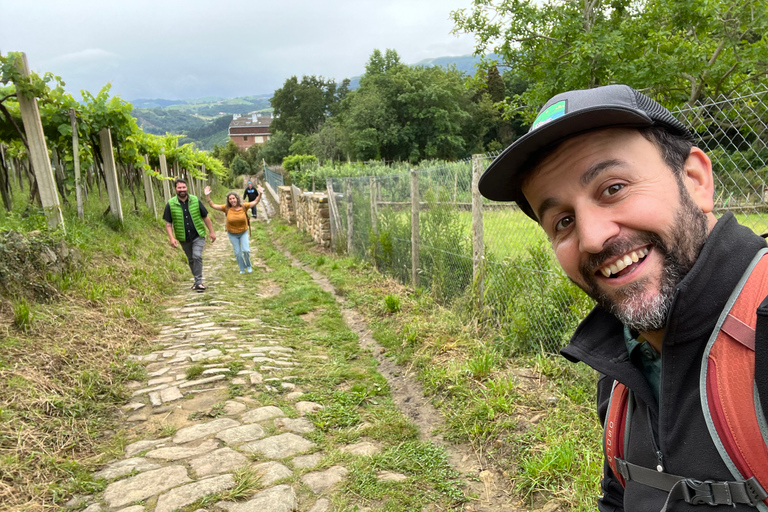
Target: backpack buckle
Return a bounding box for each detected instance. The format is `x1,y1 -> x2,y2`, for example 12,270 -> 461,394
682,480 -> 720,506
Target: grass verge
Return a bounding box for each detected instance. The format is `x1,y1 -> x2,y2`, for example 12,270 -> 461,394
0,191 -> 189,510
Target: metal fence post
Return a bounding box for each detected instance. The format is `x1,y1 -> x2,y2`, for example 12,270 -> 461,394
472,154 -> 485,307
411,169 -> 420,288
369,176 -> 378,237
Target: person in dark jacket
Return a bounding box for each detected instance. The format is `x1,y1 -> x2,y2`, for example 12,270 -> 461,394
478,85 -> 768,512
243,181 -> 261,218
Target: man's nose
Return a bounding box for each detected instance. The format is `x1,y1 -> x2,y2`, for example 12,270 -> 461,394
576,206 -> 620,254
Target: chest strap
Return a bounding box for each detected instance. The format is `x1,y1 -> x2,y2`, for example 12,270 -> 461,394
614,458 -> 768,509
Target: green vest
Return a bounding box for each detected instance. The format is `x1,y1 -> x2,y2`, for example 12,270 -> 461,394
168,195 -> 206,242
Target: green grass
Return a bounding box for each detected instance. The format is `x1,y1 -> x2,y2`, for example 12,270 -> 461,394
0,184 -> 190,509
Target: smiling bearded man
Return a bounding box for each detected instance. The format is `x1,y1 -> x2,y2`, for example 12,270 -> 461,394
479,85 -> 768,512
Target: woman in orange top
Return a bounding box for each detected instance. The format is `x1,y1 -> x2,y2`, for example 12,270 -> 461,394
204,186 -> 257,273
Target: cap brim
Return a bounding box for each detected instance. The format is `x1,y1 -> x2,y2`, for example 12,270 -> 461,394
478,106 -> 655,207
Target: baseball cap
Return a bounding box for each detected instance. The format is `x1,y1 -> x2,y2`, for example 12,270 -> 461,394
478,84 -> 693,219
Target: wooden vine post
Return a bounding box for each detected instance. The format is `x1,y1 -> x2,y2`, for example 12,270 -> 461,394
142,155 -> 157,218
99,128 -> 124,222
346,178 -> 353,255
471,154 -> 485,306
14,52 -> 65,231
159,151 -> 171,203
410,170 -> 420,288
69,108 -> 84,219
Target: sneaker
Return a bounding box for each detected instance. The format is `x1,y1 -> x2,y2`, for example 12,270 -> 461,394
240,270 -> 245,274
247,267 -> 253,273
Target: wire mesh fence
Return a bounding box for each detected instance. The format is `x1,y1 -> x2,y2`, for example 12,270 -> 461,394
265,167 -> 284,192
325,84 -> 768,354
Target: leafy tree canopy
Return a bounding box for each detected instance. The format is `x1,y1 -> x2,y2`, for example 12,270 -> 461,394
452,0 -> 768,117
270,75 -> 346,136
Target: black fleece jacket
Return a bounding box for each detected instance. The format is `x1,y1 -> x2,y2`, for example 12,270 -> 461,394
561,213 -> 768,512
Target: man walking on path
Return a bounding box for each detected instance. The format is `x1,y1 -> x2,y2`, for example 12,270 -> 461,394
479,85 -> 768,511
163,178 -> 216,291
243,181 -> 261,218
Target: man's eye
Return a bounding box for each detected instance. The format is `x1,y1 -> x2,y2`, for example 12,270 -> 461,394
555,216 -> 574,232
603,184 -> 624,196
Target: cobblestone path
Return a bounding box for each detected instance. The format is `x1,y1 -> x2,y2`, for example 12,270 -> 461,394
71,220 -> 419,512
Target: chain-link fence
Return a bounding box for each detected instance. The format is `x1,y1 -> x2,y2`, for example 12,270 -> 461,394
265,167 -> 284,192
325,84 -> 768,354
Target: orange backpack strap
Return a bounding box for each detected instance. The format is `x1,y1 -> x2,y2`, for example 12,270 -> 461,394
605,380 -> 631,487
702,247 -> 768,510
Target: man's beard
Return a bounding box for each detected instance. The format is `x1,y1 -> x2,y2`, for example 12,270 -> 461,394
576,185 -> 709,333
177,191 -> 188,199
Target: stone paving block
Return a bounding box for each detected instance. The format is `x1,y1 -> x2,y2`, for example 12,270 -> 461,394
114,506 -> 144,512
189,447 -> 249,477
284,391 -> 305,401
295,401 -> 323,416
301,466 -> 349,494
160,386 -> 183,403
216,484 -> 296,512
223,400 -> 247,415
148,376 -> 175,386
147,367 -> 171,377
241,406 -> 285,424
340,441 -> 380,456
179,375 -> 226,388
308,498 -> 330,512
125,438 -> 171,457
103,465 -> 190,508
173,418 -> 240,444
94,457 -> 161,480
292,453 -> 323,469
122,402 -> 145,411
155,474 -> 235,512
253,461 -> 293,487
377,470 -> 408,482
216,423 -> 266,445
249,373 -> 264,384
131,384 -> 169,396
274,417 -> 314,434
145,438 -> 219,460
242,433 -> 315,459
82,504 -> 102,512
148,392 -> 162,407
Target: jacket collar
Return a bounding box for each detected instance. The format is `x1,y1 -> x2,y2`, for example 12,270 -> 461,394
561,213 -> 766,393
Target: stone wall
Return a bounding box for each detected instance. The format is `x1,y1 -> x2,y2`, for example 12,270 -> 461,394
278,186 -> 295,224
278,187 -> 331,247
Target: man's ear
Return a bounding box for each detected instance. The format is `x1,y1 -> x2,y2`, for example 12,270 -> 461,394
683,147 -> 715,213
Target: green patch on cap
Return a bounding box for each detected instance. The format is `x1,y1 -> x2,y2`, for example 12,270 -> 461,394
531,100 -> 566,131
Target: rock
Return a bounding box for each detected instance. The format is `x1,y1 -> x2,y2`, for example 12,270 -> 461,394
274,417 -> 314,434
223,401 -> 247,415
283,391 -> 304,401
301,466 -> 348,494
155,474 -> 235,512
94,457 -> 161,480
125,438 -> 171,457
173,418 -> 240,444
179,375 -> 226,388
252,461 -> 293,486
216,423 -> 266,445
145,438 -> 219,461
291,452 -> 323,469
540,500 -> 564,512
115,506 -> 144,512
189,447 -> 249,477
249,372 -> 264,384
216,484 -> 296,512
241,406 -> 285,424
308,498 -> 330,512
82,504 -> 101,512
148,392 -> 163,407
103,465 -> 190,508
377,471 -> 408,482
295,401 -> 323,416
242,433 -> 316,459
160,386 -> 183,403
340,441 -> 379,456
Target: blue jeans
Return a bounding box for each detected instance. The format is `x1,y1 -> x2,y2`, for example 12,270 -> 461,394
227,231 -> 251,272
250,204 -> 258,217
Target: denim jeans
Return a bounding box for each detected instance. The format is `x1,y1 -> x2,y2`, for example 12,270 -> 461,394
227,230 -> 251,272
250,204 -> 258,218
180,236 -> 205,285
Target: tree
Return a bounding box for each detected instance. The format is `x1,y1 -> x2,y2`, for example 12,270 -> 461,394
259,131 -> 292,165
270,75 -> 344,137
230,155 -> 251,176
452,0 -> 768,115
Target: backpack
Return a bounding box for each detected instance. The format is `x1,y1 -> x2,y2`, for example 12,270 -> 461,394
604,248 -> 768,511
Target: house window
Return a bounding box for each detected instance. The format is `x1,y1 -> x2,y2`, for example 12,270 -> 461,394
244,136 -> 248,141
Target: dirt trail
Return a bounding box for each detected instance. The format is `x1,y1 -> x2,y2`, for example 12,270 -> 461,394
284,250 -> 521,511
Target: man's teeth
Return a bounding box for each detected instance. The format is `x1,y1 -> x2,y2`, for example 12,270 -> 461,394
599,248 -> 649,277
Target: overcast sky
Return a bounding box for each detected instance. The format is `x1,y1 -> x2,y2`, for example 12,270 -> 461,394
1,0 -> 478,101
